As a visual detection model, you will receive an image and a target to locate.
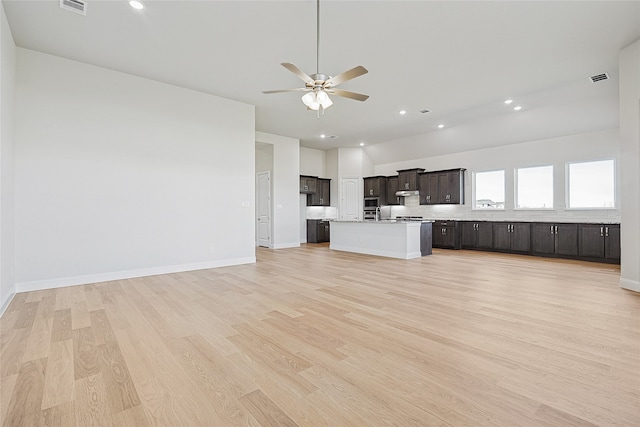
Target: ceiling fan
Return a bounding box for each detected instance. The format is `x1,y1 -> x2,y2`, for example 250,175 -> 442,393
262,0 -> 369,114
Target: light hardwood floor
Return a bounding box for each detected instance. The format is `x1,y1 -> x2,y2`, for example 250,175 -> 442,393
1,246 -> 638,426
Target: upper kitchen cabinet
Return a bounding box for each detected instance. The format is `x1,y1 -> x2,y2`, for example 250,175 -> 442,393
419,169 -> 465,205
397,168 -> 425,191
363,176 -> 387,199
438,169 -> 465,204
418,172 -> 439,205
386,176 -> 403,205
300,175 -> 317,194
308,178 -> 331,206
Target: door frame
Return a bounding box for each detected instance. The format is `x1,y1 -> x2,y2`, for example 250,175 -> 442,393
256,170 -> 272,248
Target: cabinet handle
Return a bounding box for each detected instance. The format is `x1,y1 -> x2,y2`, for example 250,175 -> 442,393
600,226 -> 604,237
605,226 -> 609,237
551,225 -> 554,234
555,225 -> 558,235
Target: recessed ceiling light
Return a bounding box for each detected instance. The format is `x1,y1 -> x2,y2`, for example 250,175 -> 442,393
504,99 -> 513,105
399,110 -> 406,115
320,134 -> 326,138
129,1 -> 144,10
359,142 -> 365,146
513,106 -> 522,111
438,124 -> 445,129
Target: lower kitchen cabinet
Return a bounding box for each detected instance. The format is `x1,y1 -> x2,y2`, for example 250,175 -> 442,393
531,223 -> 578,257
307,220 -> 330,243
432,221 -> 460,249
493,222 -> 531,253
460,221 -> 492,249
579,223 -> 620,261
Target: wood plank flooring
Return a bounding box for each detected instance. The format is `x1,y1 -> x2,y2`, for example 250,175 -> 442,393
1,246 -> 638,426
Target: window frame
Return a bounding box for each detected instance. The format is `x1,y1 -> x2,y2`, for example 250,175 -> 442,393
473,169 -> 506,210
566,158 -> 616,210
514,164 -> 554,210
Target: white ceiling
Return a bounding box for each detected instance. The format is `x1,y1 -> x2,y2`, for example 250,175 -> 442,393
4,0 -> 639,152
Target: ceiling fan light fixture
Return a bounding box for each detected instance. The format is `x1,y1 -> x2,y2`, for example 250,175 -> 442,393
302,92 -> 320,110
317,90 -> 333,109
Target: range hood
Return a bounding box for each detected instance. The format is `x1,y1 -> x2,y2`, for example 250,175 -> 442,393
395,190 -> 420,197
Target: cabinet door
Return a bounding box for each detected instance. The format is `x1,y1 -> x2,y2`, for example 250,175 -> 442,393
364,178 -> 381,197
432,225 -> 444,248
442,227 -> 457,248
419,173 -> 439,205
318,179 -> 331,206
386,177 -> 402,205
446,170 -> 463,204
510,223 -> 531,253
300,176 -> 317,194
493,223 -> 511,251
578,224 -> 605,258
476,222 -> 493,249
555,224 -> 578,256
531,223 -> 556,255
460,222 -> 477,248
398,171 -> 418,191
604,224 -> 620,260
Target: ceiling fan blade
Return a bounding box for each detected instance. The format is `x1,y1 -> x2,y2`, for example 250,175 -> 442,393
327,88 -> 369,102
324,65 -> 368,87
262,88 -> 310,94
281,62 -> 314,84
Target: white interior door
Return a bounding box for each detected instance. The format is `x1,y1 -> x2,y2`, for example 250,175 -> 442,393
340,178 -> 361,221
257,171 -> 271,247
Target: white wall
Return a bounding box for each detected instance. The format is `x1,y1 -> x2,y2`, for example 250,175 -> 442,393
255,131 -> 300,249
14,49 -> 256,291
300,147 -> 325,177
0,2 -> 16,314
619,39 -> 640,292
374,129 -> 621,224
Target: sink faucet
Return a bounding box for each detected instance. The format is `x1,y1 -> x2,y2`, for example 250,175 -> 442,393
375,206 -> 381,221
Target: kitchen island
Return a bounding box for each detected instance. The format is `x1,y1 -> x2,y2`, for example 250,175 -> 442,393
330,220 -> 432,259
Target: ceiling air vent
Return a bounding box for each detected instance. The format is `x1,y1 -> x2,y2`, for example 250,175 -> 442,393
590,73 -> 609,83
60,0 -> 87,16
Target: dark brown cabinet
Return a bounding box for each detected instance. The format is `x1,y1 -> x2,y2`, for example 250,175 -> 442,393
578,224 -> 620,261
300,175 -> 317,194
432,221 -> 460,249
438,169 -> 465,204
363,176 -> 387,199
418,169 -> 465,205
531,223 -> 578,257
397,168 -> 424,191
493,222 -> 531,253
307,220 -> 330,243
418,173 -> 439,205
308,178 -> 331,206
386,176 -> 403,205
460,221 -> 493,249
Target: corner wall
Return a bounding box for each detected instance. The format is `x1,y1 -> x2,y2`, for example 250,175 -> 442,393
14,48 -> 256,292
0,2 -> 16,314
619,39 -> 640,292
255,131 -> 300,249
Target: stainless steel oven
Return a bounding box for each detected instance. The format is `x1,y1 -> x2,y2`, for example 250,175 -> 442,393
363,197 -> 380,220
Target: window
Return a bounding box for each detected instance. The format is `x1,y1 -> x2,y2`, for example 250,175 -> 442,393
475,170 -> 504,209
516,165 -> 553,209
568,159 -> 615,208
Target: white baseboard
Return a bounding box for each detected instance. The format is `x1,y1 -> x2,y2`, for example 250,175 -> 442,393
272,243 -> 301,249
620,278 -> 640,292
0,291 -> 16,318
15,257 -> 256,293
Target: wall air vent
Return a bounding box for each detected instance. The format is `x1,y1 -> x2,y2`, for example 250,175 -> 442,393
590,73 -> 609,83
60,0 -> 87,16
